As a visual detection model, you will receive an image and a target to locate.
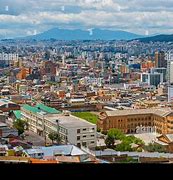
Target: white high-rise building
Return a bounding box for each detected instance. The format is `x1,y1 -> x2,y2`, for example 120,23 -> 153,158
166,50 -> 173,84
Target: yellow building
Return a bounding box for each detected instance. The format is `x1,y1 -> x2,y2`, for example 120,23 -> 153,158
98,108 -> 173,134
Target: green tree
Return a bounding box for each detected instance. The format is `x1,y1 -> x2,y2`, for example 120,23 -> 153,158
48,132 -> 61,144
144,143 -> 166,153
13,119 -> 27,135
105,128 -> 125,148
107,128 -> 125,140
105,136 -> 115,147
125,135 -> 144,145
115,141 -> 133,152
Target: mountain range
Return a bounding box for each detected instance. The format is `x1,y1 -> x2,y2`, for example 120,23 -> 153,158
1,28 -> 173,42
136,34 -> 173,42
23,28 -> 144,41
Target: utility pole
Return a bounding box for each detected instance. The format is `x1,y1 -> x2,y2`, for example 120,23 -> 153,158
56,120 -> 59,144
43,116 -> 46,146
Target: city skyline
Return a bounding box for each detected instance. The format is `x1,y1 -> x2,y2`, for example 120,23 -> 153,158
0,0 -> 173,38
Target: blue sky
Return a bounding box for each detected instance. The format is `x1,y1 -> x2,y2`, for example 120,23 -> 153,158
0,0 -> 173,38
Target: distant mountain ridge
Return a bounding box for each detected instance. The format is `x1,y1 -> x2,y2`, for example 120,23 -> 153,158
136,34 -> 173,42
22,28 -> 144,41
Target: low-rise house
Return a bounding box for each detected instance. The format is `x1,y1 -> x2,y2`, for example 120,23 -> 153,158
0,122 -> 18,138
23,148 -> 44,159
10,139 -> 32,149
0,99 -> 20,112
23,145 -> 89,162
0,145 -> 8,156
156,134 -> 173,153
0,110 -> 7,123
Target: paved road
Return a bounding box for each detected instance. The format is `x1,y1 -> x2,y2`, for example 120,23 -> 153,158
23,131 -> 48,146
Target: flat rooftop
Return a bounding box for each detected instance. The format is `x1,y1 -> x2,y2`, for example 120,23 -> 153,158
44,114 -> 96,128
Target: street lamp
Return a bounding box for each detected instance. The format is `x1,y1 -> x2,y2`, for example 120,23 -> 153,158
42,114 -> 46,146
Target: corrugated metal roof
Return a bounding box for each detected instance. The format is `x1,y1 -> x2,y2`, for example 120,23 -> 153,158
39,145 -> 87,157
36,103 -> 61,114
13,110 -> 22,119
22,104 -> 40,114
22,104 -> 60,114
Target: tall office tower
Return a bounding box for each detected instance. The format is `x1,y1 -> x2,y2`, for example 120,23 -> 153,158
150,67 -> 167,82
141,72 -> 163,87
155,51 -> 166,68
166,50 -> 173,84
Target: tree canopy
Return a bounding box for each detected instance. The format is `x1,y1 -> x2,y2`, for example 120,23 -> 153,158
13,119 -> 27,135
107,128 -> 125,140
48,132 -> 61,144
144,143 -> 166,153
105,128 -> 144,151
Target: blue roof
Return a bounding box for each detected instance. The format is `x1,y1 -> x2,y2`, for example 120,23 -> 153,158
39,145 -> 87,157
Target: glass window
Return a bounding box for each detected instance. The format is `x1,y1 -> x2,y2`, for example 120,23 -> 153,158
82,142 -> 87,147
77,136 -> 80,140
77,143 -> 81,147
77,129 -> 80,133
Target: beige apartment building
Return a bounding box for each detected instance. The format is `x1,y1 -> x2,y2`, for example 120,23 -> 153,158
21,104 -> 97,148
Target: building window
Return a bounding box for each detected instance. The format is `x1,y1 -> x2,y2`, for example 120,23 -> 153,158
77,129 -> 80,133
90,141 -> 95,144
83,135 -> 86,138
77,136 -> 80,140
82,142 -> 87,147
83,128 -> 86,131
77,143 -> 81,148
91,135 -> 95,137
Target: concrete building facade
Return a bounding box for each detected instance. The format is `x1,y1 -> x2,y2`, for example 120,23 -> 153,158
21,104 -> 96,148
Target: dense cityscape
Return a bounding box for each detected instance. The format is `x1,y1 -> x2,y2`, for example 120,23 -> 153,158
0,38 -> 173,164
1,0 -> 173,168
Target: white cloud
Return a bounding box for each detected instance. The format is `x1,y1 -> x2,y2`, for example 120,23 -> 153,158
0,0 -> 173,38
